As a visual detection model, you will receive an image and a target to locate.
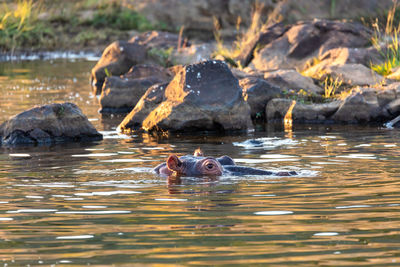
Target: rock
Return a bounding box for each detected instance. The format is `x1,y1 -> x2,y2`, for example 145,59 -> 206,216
263,69 -> 323,95
91,31 -> 186,94
119,60 -> 252,133
302,46 -> 383,79
236,22 -> 288,67
325,63 -> 384,86
118,83 -> 168,131
248,20 -> 372,71
240,77 -> 282,120
0,103 -> 102,146
99,64 -> 172,114
385,98 -> 400,116
331,88 -> 388,123
90,41 -> 146,95
99,76 -> 167,114
266,98 -> 341,123
386,67 -> 400,80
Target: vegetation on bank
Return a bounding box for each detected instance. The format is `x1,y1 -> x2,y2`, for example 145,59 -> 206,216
0,0 -> 169,53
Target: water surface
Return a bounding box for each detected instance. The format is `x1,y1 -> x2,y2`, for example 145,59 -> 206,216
1,59 -> 400,266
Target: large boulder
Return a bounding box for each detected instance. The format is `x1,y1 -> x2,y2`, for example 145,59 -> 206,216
99,64 -> 172,114
245,20 -> 372,71
0,103 -> 102,146
118,60 -> 252,133
240,77 -> 282,120
91,31 -> 186,94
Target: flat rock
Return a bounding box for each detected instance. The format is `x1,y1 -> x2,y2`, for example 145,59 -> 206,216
0,103 -> 102,146
266,98 -> 341,123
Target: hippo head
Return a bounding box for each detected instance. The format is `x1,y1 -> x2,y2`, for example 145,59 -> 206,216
155,152 -> 224,177
166,154 -> 223,176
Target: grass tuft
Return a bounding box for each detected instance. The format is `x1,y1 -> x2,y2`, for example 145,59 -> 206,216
370,0 -> 400,76
323,76 -> 343,99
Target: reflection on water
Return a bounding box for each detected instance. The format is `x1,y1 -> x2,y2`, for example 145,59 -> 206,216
1,59 -> 400,265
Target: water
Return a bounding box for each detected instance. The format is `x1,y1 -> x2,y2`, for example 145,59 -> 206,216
1,59 -> 400,266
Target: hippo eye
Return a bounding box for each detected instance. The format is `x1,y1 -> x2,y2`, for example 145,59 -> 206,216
206,163 -> 215,169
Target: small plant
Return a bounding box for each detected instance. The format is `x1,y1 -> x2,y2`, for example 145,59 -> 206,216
282,89 -> 316,104
370,0 -> 400,76
323,76 -> 343,98
212,2 -> 270,68
0,0 -> 54,52
148,47 -> 174,67
89,2 -> 154,31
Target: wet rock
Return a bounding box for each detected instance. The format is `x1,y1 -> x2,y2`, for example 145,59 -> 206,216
99,65 -> 172,114
119,60 -> 252,133
91,31 -> 186,94
263,69 -> 323,95
247,20 -> 371,71
385,98 -> 400,116
325,64 -> 384,86
118,83 -> 168,131
266,98 -> 341,123
240,77 -> 282,120
331,88 -> 388,123
0,103 -> 102,146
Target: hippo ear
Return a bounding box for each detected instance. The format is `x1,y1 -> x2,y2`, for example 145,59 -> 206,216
167,155 -> 183,171
193,148 -> 204,157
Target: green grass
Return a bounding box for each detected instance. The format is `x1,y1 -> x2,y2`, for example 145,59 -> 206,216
323,76 -> 342,99
87,2 -> 154,31
0,0 -> 54,52
0,0 -> 170,52
370,0 -> 400,76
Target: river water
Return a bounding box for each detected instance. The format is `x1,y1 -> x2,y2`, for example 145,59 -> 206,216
0,58 -> 400,266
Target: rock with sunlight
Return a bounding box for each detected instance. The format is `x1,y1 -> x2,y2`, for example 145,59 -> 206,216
91,31 -> 187,94
240,20 -> 372,71
0,103 -> 102,146
118,60 -> 252,133
99,64 -> 173,114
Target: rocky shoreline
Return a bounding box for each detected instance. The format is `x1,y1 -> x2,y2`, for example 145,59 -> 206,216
87,19 -> 400,134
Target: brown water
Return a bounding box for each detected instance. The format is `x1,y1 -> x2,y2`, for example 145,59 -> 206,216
1,58 -> 400,266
